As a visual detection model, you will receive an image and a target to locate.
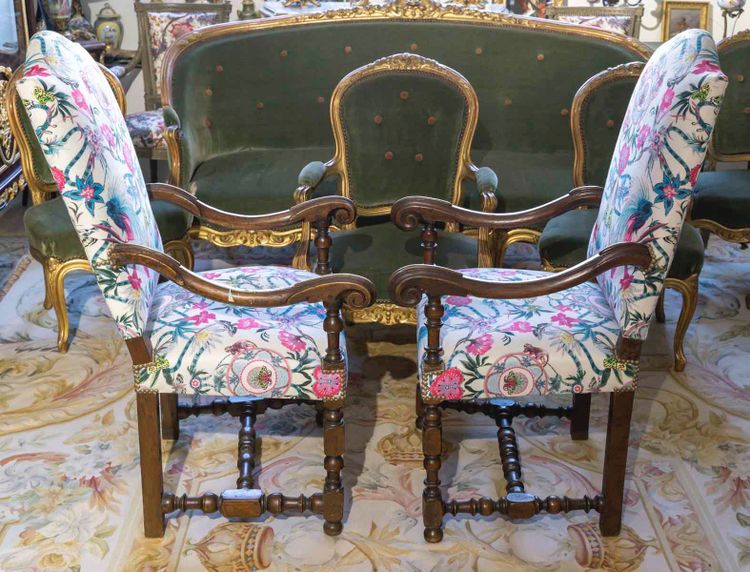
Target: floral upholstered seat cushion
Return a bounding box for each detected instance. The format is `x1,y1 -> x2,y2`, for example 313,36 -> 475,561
417,268 -> 637,401
138,265 -> 347,400
125,109 -> 166,150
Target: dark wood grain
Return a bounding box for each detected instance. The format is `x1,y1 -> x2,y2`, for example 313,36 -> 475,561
389,241 -> 651,306
109,244 -> 376,309
391,186 -> 603,231
148,183 -> 357,230
136,392 -> 165,538
600,390 -> 635,536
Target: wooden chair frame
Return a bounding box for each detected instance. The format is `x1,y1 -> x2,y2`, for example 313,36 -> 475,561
108,188 -> 376,537
5,65 -> 194,352
295,53 -> 499,326
389,192 -> 652,541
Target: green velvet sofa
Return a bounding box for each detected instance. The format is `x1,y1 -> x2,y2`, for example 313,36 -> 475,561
160,0 -> 651,269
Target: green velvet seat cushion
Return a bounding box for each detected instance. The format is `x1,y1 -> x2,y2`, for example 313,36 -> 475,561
539,208 -> 704,279
691,170 -> 750,229
189,148 -> 338,224
323,223 -> 478,298
24,197 -> 193,261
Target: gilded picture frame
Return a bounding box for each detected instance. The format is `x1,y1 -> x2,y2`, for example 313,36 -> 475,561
661,1 -> 710,41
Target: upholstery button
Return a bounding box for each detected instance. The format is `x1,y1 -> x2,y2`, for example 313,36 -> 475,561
205,88 -> 213,97
216,64 -> 223,73
373,114 -> 383,124
400,91 -> 409,100
504,98 -> 512,106
203,118 -> 212,128
317,96 -> 325,104
384,151 -> 394,160
475,47 -> 483,55
415,153 -> 424,162
280,49 -> 288,58
410,43 -> 418,50
427,116 -> 436,125
606,119 -> 615,128
737,74 -> 745,82
537,53 -> 545,62
256,101 -> 264,110
561,108 -> 569,116
344,46 -> 352,54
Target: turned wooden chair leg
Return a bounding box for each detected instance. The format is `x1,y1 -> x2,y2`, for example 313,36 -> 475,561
136,392 -> 166,538
415,385 -> 424,430
599,391 -> 635,537
422,402 -> 444,543
570,393 -> 592,441
666,276 -> 699,372
322,403 -> 345,536
160,394 -> 179,441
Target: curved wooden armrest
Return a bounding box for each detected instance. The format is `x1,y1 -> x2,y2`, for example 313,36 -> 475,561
389,241 -> 650,306
109,243 -> 376,309
147,183 -> 356,229
391,186 -> 603,230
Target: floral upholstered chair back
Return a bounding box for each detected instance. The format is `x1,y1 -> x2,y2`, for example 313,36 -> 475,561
330,53 -> 479,217
587,30 -> 727,340
134,0 -> 231,110
17,32 -> 162,338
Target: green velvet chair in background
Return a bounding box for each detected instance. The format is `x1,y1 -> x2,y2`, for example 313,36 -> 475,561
5,64 -> 194,352
296,53 -> 498,325
689,30 -> 750,308
537,62 -> 706,371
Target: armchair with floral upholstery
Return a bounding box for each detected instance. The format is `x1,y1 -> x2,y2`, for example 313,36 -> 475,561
537,62 -> 708,372
5,62 -> 194,353
126,0 -> 231,181
389,30 -> 727,541
297,53 -> 499,326
17,31 -> 376,537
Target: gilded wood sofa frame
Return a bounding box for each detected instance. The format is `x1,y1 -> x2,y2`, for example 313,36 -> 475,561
5,65 -> 194,352
158,0 -> 652,268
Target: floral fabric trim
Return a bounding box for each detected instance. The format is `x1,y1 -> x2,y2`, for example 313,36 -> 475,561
136,265 -> 347,401
417,268 -> 639,401
17,32 -> 162,339
587,30 -> 727,340
125,109 -> 166,150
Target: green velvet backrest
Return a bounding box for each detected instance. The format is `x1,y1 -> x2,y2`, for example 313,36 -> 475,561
572,63 -> 642,186
334,55 -> 474,210
164,9 -> 651,194
711,31 -> 750,159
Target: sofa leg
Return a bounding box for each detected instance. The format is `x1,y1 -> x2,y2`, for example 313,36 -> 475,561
322,403 -> 344,536
599,391 -> 634,537
422,403 -> 444,543
137,392 -> 166,538
160,394 -> 179,441
665,276 -> 698,372
570,393 -> 591,441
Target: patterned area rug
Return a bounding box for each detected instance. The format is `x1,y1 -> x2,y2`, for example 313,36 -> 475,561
0,238 -> 749,571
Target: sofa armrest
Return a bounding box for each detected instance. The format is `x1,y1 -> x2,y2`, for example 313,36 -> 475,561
295,160 -> 335,204
389,241 -> 651,305
471,166 -> 499,213
391,186 -> 603,231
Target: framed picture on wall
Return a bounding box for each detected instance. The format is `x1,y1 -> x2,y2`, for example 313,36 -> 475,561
661,1 -> 710,41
